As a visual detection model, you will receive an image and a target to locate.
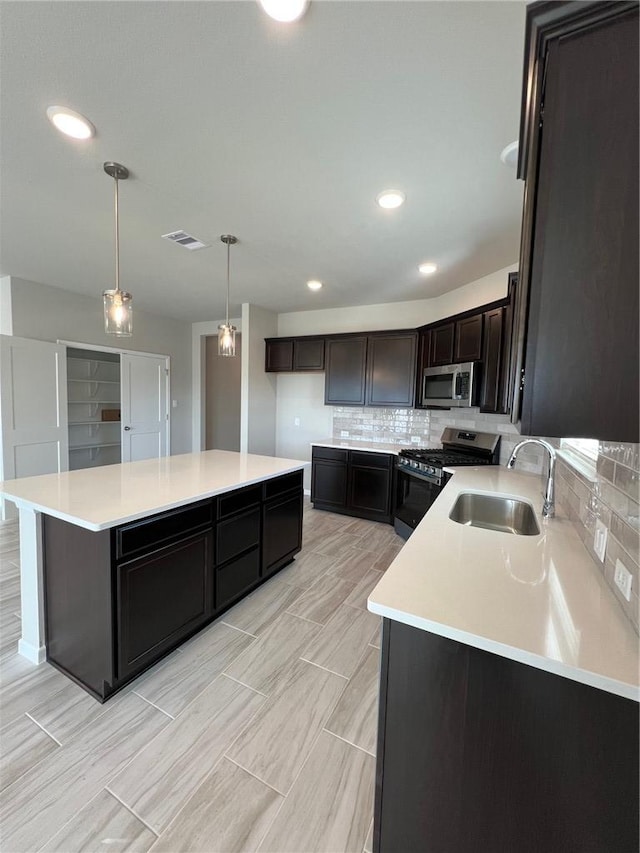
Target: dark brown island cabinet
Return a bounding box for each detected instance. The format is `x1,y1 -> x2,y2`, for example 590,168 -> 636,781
374,619 -> 639,853
311,446 -> 394,523
43,471 -> 303,701
509,1 -> 639,442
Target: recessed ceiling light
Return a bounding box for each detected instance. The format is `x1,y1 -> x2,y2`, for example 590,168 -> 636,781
258,0 -> 309,22
418,262 -> 438,275
307,279 -> 323,291
376,190 -> 405,210
500,140 -> 519,168
46,106 -> 95,140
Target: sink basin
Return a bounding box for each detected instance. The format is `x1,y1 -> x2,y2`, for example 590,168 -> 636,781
449,492 -> 540,536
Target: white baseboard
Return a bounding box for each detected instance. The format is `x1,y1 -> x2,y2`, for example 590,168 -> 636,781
18,639 -> 47,664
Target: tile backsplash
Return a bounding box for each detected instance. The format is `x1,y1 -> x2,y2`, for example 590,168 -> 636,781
332,406 -> 544,472
555,443 -> 640,634
332,406 -> 640,634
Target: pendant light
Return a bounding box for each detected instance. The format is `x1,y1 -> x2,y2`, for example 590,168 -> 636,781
218,234 -> 238,357
102,162 -> 133,336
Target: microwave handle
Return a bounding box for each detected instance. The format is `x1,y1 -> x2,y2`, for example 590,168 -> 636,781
452,367 -> 462,399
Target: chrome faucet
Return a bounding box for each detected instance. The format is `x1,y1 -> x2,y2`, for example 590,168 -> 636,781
507,439 -> 557,519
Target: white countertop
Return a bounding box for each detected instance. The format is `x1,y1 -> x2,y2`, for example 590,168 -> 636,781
312,438 -> 415,455
0,451 -> 307,532
368,466 -> 640,701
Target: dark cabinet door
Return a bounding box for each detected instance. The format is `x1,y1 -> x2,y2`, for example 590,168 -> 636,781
262,492 -> 303,575
293,338 -> 325,371
375,619 -> 640,853
311,458 -> 348,509
117,531 -> 213,681
430,323 -> 454,366
479,307 -> 505,414
265,339 -> 293,372
349,461 -> 392,521
366,333 -> 417,408
325,336 -> 368,405
216,547 -> 261,611
513,4 -> 639,441
454,314 -> 483,362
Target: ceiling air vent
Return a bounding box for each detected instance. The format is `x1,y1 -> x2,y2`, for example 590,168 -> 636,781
162,230 -> 209,251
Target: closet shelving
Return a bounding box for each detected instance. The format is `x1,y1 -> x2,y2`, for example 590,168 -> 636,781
67,349 -> 122,470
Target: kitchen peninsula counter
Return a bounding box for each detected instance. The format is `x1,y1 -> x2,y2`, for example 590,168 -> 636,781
368,465 -> 639,700
369,465 -> 639,853
0,451 -> 307,690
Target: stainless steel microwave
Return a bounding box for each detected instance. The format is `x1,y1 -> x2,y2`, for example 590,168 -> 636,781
421,362 -> 476,408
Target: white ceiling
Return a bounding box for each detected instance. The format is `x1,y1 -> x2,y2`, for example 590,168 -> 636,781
0,1 -> 526,323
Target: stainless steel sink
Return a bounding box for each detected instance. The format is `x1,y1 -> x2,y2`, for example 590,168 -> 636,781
449,492 -> 540,536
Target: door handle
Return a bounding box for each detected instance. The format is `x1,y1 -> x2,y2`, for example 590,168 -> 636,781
124,426 -> 131,431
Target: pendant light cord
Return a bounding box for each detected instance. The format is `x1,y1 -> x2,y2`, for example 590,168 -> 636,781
114,174 -> 120,295
225,238 -> 230,327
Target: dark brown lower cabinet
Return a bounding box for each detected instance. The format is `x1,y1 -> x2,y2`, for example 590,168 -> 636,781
375,619 -> 639,853
311,447 -> 394,523
43,472 -> 303,701
262,491 -> 303,577
117,531 -> 213,681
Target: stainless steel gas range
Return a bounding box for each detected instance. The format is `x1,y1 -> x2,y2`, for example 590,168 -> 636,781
394,427 -> 501,539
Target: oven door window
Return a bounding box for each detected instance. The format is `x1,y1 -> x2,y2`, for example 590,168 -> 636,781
423,373 -> 453,403
395,471 -> 442,530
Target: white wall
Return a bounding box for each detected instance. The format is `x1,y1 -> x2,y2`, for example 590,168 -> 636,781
240,303 -> 278,456
8,276 -> 193,454
0,277 -> 13,335
276,373 -> 332,489
275,265 -> 517,478
277,265 -> 515,336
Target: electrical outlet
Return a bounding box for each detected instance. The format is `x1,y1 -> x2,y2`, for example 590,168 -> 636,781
294,417 -> 300,427
593,519 -> 608,562
411,435 -> 421,444
340,430 -> 349,438
614,559 -> 633,602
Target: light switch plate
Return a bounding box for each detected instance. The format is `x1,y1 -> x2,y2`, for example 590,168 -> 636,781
593,519 -> 608,562
614,559 -> 633,602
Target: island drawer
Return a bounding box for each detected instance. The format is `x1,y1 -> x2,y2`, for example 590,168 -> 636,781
216,506 -> 261,565
116,499 -> 213,560
264,470 -> 303,499
218,484 -> 262,519
216,547 -> 261,610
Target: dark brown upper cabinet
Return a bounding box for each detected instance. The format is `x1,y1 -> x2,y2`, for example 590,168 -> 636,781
366,333 -> 417,408
510,1 -> 639,442
265,339 -> 293,372
429,323 -> 455,366
324,336 -> 368,405
293,338 -> 324,371
265,337 -> 325,372
454,314 -> 483,362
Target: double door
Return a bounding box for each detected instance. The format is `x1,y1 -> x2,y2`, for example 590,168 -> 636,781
0,336 -> 170,507
311,447 -> 394,523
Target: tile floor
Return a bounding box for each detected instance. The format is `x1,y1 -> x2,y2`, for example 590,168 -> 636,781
0,501 -> 403,852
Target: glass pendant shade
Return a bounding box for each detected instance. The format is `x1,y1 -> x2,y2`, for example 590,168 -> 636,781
103,289 -> 133,336
218,323 -> 237,357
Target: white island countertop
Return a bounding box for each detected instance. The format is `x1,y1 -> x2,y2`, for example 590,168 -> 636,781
0,450 -> 308,532
368,466 -> 640,701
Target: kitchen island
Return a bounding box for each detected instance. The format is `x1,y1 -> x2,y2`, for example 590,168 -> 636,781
0,450 -> 306,699
368,466 -> 639,852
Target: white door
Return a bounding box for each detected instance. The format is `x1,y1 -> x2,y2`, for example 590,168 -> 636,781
121,353 -> 169,462
0,335 -> 69,517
